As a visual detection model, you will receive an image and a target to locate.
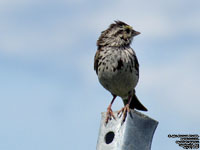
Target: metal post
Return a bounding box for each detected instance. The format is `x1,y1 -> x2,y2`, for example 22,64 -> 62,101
96,110 -> 158,150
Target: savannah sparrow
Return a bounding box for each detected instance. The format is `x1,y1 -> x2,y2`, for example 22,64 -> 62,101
94,21 -> 147,123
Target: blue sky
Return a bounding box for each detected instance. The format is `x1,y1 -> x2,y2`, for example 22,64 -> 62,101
0,0 -> 200,150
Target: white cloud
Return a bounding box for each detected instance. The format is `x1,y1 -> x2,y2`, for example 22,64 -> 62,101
1,0 -> 199,57
0,0 -> 41,12
83,0 -> 200,39
140,49 -> 200,117
0,16 -> 80,59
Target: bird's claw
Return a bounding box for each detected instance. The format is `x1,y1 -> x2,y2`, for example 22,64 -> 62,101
105,107 -> 116,124
117,104 -> 130,123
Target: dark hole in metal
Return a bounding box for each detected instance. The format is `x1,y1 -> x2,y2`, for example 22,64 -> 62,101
105,131 -> 115,144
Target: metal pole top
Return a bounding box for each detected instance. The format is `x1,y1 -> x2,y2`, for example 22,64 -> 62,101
96,110 -> 158,150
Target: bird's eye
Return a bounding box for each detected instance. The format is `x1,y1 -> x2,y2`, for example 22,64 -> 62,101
125,28 -> 130,34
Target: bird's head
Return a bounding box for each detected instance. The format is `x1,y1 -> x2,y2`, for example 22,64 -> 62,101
97,21 -> 140,48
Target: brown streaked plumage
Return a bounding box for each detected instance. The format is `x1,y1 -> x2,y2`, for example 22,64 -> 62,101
94,21 -> 147,123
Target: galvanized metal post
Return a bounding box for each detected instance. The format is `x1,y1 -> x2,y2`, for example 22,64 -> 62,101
96,110 -> 158,150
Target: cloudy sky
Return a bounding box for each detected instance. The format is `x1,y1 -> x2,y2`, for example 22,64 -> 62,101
0,0 -> 200,150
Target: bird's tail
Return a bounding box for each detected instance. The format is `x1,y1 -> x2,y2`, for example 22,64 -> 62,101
129,94 -> 148,111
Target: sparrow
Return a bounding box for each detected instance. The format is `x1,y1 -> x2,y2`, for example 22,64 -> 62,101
94,21 -> 147,123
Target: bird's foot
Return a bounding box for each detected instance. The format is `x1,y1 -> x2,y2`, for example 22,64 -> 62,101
117,104 -> 130,123
105,105 -> 116,124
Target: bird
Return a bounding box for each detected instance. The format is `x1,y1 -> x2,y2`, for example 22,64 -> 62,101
94,21 -> 147,123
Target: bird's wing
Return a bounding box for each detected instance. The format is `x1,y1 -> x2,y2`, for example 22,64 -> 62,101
130,48 -> 139,75
94,50 -> 100,74
133,53 -> 139,73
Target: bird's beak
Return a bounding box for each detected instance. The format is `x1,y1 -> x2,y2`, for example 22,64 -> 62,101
133,31 -> 141,36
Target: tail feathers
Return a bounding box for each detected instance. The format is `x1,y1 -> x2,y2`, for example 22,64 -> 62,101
130,94 -> 148,111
